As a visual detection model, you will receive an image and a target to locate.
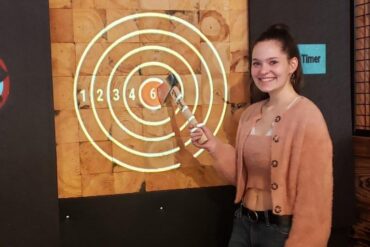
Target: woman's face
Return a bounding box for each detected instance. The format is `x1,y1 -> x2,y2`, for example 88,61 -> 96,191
251,40 -> 297,94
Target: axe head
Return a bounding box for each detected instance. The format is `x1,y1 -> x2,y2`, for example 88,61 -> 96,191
157,73 -> 179,105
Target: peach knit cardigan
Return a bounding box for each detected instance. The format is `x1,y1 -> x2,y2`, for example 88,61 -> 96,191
210,97 -> 333,247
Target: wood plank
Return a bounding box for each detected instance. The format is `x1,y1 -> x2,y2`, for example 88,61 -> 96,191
72,0 -> 98,9
54,110 -> 79,144
51,43 -> 76,76
78,108 -> 112,142
352,136 -> 370,245
80,141 -> 113,174
113,171 -> 145,193
139,0 -> 170,10
230,0 -> 247,10
53,76 -> 74,110
111,139 -> 146,172
353,136 -> 370,158
106,9 -> 139,42
82,173 -> 115,196
169,0 -> 200,11
200,10 -> 230,42
49,0 -> 72,9
200,0 -> 229,11
110,107 -> 143,141
105,0 -> 139,10
57,143 -> 82,198
49,9 -> 74,42
73,9 -> 107,43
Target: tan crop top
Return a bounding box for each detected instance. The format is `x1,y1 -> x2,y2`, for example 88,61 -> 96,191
243,134 -> 273,210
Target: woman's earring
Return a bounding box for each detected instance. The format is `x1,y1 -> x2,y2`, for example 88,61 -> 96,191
290,73 -> 296,84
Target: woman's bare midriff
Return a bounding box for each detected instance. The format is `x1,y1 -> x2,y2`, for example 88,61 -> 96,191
243,188 -> 273,211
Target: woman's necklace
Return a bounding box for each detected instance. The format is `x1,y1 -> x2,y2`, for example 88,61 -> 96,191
263,95 -> 301,115
254,95 -> 301,136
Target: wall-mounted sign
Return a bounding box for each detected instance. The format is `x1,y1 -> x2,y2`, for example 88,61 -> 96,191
298,44 -> 326,75
0,58 -> 10,109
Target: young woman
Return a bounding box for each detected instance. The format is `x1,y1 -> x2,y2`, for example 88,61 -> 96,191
190,24 -> 333,247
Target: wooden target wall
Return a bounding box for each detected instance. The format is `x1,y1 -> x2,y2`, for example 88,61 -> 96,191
49,0 -> 249,198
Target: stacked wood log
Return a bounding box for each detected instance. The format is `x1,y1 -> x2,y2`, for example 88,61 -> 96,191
352,137 -> 370,246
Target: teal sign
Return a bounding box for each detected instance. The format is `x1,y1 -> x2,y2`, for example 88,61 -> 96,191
298,44 -> 326,74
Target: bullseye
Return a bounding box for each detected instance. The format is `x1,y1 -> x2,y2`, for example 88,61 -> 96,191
139,78 -> 163,111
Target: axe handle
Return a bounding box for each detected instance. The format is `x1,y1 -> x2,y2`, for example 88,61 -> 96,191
170,87 -> 208,144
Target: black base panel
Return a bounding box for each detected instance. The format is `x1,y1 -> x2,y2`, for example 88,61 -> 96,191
59,186 -> 236,247
60,186 -> 353,247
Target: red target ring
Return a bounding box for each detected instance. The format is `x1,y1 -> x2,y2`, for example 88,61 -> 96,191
0,58 -> 10,109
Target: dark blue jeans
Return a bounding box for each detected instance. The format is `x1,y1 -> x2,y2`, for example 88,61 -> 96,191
228,208 -> 291,247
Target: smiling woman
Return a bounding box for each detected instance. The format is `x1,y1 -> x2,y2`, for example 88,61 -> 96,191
190,24 -> 333,247
250,25 -> 303,104
251,40 -> 298,95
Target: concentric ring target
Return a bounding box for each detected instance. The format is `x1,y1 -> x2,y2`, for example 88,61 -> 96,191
92,30 -> 211,124
74,12 -> 228,172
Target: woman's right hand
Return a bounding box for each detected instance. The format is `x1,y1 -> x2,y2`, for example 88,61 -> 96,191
189,124 -> 219,153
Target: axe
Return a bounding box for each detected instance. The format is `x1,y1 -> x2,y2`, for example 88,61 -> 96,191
157,74 -> 208,144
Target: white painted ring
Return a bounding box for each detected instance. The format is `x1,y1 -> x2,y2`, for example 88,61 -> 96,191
74,13 -> 228,172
